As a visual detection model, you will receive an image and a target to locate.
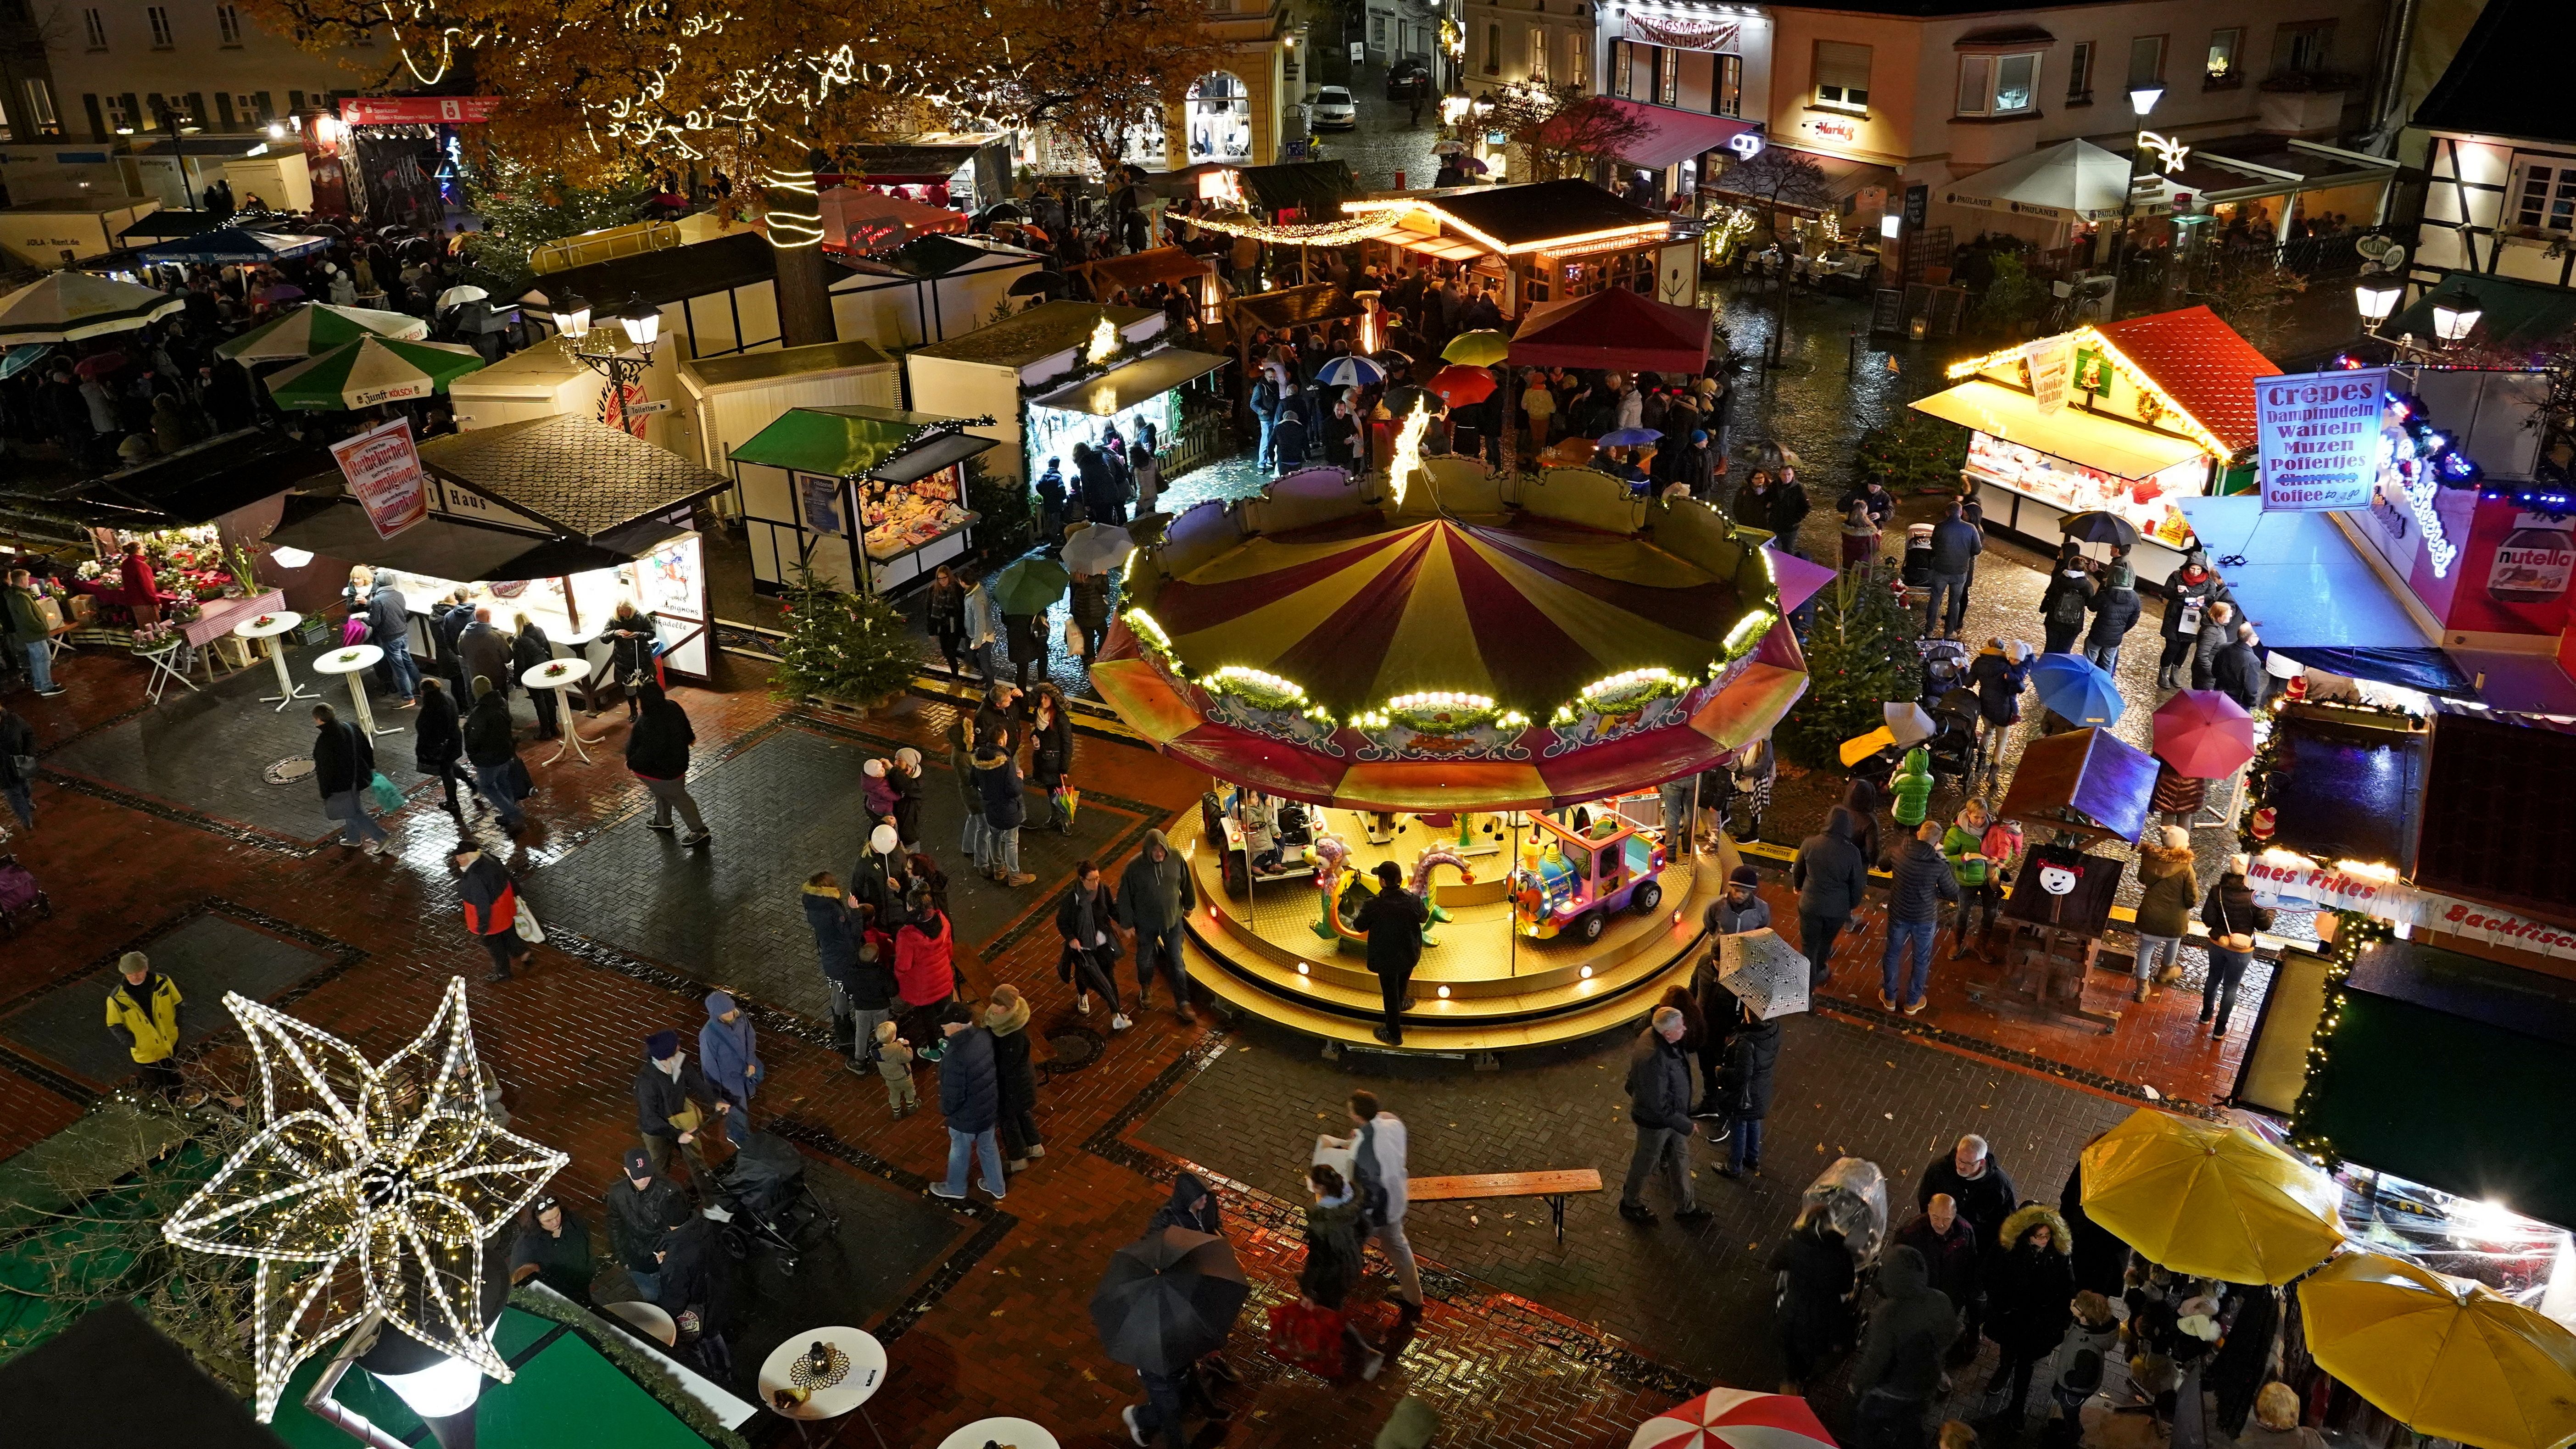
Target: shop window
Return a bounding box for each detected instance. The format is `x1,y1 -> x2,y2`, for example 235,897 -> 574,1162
1815,39 -> 1871,112
1371,14 -> 1386,45
82,5 -> 106,47
1485,21 -> 1501,74
2127,34 -> 2165,90
2206,27 -> 2241,85
215,2 -> 241,44
1957,51 -> 2041,117
1528,26 -> 1547,83
2514,163 -> 2576,235
22,79 -> 59,135
146,5 -> 172,47
1715,52 -> 1741,117
2066,40 -> 2093,103
2275,20 -> 2335,76
1184,72 -> 1252,162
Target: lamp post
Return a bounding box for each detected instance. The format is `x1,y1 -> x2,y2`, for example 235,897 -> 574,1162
554,291 -> 664,433
2109,84 -> 2163,302
2429,280 -> 2482,347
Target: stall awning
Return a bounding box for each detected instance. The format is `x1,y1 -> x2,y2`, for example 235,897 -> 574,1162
265,495 -> 682,582
1396,233 -> 1489,262
412,413 -> 733,540
2171,495 -> 2438,652
1510,285 -> 1713,374
1032,348 -> 1230,418
1602,99 -> 1761,171
1912,379 -> 2206,479
1939,138 -> 2154,222
872,429 -> 999,484
728,404 -> 997,480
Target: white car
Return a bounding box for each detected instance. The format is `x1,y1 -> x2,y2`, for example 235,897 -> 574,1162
1311,86 -> 1357,130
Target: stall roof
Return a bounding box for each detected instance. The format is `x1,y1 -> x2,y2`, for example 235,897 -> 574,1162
515,229 -> 775,313
909,301 -> 1159,368
683,340 -> 893,392
116,210 -> 220,241
1510,285 -> 1712,374
1601,99 -> 1759,172
2416,711 -> 2576,919
829,233 -> 1038,282
2412,0 -> 2562,144
1240,159 -> 1362,215
1912,379 -> 2207,479
729,403 -> 994,477
268,493 -> 686,581
1074,246 -> 1209,295
81,429 -> 334,526
413,414 -> 732,539
2093,306 -> 2280,454
1032,348 -> 1231,417
1227,282 -> 1364,332
2385,272 -> 2576,353
1378,180 -> 1668,254
2170,496 -> 2436,648
1937,138 -> 2146,221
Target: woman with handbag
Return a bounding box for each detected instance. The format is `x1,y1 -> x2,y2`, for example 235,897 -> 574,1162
1028,685 -> 1076,836
2199,853 -> 2273,1038
1055,861 -> 1130,1030
925,564 -> 967,677
1292,1163 -> 1384,1382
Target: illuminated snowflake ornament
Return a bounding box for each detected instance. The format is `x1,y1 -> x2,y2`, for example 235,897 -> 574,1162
162,979 -> 568,1421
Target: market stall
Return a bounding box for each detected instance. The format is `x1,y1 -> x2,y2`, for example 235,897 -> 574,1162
1912,305 -> 2280,577
826,234 -> 1048,349
675,340 -> 902,478
1024,345 -> 1231,489
903,301 -> 1170,487
1342,180 -> 1683,318
726,404 -> 998,595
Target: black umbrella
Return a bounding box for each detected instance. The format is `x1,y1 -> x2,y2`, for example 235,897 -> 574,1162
2058,510 -> 2140,548
1089,1227 -> 1249,1374
980,202 -> 1028,225
1009,270 -> 1070,298
1369,348 -> 1414,368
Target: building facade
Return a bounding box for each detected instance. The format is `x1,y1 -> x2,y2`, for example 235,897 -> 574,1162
2405,0 -> 2576,295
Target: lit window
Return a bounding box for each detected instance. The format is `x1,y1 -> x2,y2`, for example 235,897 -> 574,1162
1715,53 -> 1742,117
2515,164 -> 2576,235
1815,40 -> 1872,112
1957,51 -> 2041,116
1567,31 -> 1585,89
23,80 -> 61,135
2206,28 -> 2241,82
146,5 -> 173,47
1528,26 -> 1547,83
103,93 -> 134,131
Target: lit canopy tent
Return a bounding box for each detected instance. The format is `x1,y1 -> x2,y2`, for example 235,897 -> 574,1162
2171,496 -> 2475,696
214,301 -> 431,364
1939,138 -> 2168,222
132,226 -> 330,264
1509,286 -> 1715,376
264,335 -> 485,411
0,270 -> 184,343
1089,466 -> 1806,811
820,186 -> 969,255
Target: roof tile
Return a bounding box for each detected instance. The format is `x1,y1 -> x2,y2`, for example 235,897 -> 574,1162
2093,306 -> 2281,454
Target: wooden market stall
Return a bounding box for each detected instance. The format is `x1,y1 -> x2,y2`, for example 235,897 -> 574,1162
727,404 -> 999,596
675,340 -> 902,479
903,301 -> 1169,486
1342,180 -> 1684,318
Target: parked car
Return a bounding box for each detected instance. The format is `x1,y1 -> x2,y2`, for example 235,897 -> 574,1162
1311,85 -> 1358,130
1386,58 -> 1432,100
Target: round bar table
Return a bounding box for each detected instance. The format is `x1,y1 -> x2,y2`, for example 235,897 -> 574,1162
234,610 -> 312,711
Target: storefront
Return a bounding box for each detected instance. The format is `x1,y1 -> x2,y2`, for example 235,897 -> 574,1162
903,300 -> 1175,487
1343,180 -> 1683,318
727,405 -> 998,596
1911,305 -> 2280,577
1024,346 -> 1232,488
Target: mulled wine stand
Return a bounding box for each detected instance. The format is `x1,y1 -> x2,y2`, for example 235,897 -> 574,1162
1985,727 -> 2159,1033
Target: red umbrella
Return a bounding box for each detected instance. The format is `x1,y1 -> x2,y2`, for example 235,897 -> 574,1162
1631,1387 -> 1838,1449
1426,363 -> 1497,406
72,350 -> 129,379
2152,688 -> 2257,779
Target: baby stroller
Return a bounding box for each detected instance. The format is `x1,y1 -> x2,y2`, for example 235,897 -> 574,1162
1802,1156 -> 1890,1279
710,1129 -> 841,1276
0,855 -> 50,936
1923,690 -> 1983,796
1919,637 -> 1972,701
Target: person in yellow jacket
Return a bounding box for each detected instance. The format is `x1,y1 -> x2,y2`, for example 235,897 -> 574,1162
105,951 -> 183,1093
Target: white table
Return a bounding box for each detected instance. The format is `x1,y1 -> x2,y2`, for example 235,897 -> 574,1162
937,1418 -> 1059,1449
234,610 -> 312,711
134,641 -> 199,706
758,1326 -> 889,1449
520,655 -> 607,765
312,644 -> 402,737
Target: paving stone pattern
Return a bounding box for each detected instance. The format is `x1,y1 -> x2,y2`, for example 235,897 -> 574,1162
0,911 -> 337,1087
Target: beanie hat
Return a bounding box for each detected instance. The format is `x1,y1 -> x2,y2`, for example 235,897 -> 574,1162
645,1029 -> 680,1059
473,674 -> 494,698
864,758 -> 885,777
1728,865 -> 1760,886
895,747 -> 920,770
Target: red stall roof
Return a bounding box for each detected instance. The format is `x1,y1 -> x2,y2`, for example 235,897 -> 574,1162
1508,286 -> 1714,375
2094,305 -> 2281,455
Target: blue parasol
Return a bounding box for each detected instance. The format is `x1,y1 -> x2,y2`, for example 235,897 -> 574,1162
1598,427 -> 1664,447
1316,354 -> 1386,389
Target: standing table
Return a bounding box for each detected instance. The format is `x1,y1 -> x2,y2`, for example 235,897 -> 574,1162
937,1419 -> 1060,1449
234,611 -> 312,711
520,656 -> 606,766
312,645 -> 403,738
758,1327 -> 890,1449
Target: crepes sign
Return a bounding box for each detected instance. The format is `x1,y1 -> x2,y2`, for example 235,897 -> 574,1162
2258,368 -> 2387,512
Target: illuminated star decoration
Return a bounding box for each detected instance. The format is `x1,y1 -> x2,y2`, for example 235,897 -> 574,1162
162,979 -> 568,1421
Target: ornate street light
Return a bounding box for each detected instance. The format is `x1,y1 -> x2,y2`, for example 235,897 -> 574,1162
553,292 -> 663,429
2429,281 -> 2483,346
2354,274 -> 2403,329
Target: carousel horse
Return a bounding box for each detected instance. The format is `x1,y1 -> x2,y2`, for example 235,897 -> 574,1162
1305,833 -> 1349,941
1407,845 -> 1476,925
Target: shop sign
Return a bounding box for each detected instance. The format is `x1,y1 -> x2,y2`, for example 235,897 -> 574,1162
1903,184 -> 1928,228
2247,855 -> 2576,962
329,417 -> 428,540
2026,336 -> 2074,415
1800,116 -> 1859,143
338,96 -> 502,125
2257,368 -> 2387,512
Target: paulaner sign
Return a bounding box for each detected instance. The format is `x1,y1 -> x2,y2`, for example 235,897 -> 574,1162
2257,368 -> 2388,512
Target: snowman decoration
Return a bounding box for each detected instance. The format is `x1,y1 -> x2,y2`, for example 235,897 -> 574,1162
2034,857 -> 2084,924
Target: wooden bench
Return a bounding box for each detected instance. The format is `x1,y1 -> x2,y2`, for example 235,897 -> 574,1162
1406,1169 -> 1604,1244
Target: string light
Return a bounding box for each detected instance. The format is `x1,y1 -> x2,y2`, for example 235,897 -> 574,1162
1179,209 -> 1414,247
761,167 -> 824,250
1946,325 -> 2236,461
2285,910 -> 2392,1163
162,979 -> 569,1422
1086,315 -> 1119,365
1723,608 -> 1775,655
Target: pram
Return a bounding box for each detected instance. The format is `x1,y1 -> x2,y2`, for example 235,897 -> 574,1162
710,1129 -> 840,1276
0,855 -> 50,936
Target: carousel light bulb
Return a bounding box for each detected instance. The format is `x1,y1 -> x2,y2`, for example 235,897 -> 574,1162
1437,985 -> 1451,998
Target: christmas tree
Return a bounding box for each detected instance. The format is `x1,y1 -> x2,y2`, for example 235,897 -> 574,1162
1780,557 -> 1920,768
770,559 -> 922,708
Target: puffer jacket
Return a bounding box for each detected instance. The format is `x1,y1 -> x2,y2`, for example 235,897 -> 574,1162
1792,808 -> 1870,918
1887,837 -> 1961,924
893,911 -> 957,1008
1850,1244 -> 1962,1402
935,1023 -> 999,1134
971,746 -> 1026,832
2133,844 -> 2199,937
986,992 -> 1038,1111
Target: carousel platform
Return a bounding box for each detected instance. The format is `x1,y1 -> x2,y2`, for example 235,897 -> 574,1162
1177,808 -> 1728,1055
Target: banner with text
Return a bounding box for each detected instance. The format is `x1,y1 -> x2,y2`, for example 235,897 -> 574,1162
2246,854 -> 2576,961
2027,336 -> 2074,416
330,417 -> 429,540
2258,368 -> 2388,511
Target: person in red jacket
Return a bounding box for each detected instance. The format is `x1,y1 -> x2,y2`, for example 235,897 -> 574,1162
118,541 -> 175,625
452,844 -> 531,982
892,886 -> 957,1050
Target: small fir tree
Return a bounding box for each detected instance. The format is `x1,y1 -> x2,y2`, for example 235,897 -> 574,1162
771,558 -> 920,706
963,456 -> 1036,553
1854,412 -> 1970,494
1780,557 -> 1920,768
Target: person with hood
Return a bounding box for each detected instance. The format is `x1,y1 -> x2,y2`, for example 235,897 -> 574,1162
510,1196 -> 596,1305
1769,1204 -> 1857,1392
987,984 -> 1044,1170
1894,1195 -> 1983,1365
1888,747 -> 1934,831
1983,1204 -> 2078,1423
1924,500 -> 1984,639
412,677 -> 469,819
1058,859 -> 1130,1030
451,843 -> 530,982
632,1028 -> 727,1181
2130,826 -> 2197,1001
894,885 -> 960,1043
931,1001 -> 1006,1201
605,1148 -> 692,1299
970,735 -> 1037,887
803,871 -> 874,1068
104,951 -> 184,1094
463,676 -> 527,834
2040,546 -> 2096,657
1792,806 -> 1869,988
1849,1243 -> 1963,1449
626,683 -> 710,847
2199,853 -> 2272,1037
1619,1007 -> 1711,1225
2083,563 -> 2143,674
1354,860 -> 1430,1047
510,613 -> 558,739
1295,1162 -> 1385,1381
1715,989 -> 1781,1178
697,990 -> 762,1118
1882,821 -> 1960,1014
1117,828 -> 1198,1020
312,702 -> 390,853
2158,552 -> 2230,690
1942,800 -> 2001,963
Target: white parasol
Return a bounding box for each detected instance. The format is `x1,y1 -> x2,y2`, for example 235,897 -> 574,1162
1062,523 -> 1137,576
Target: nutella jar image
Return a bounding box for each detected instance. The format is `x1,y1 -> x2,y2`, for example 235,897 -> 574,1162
2488,513 -> 2576,605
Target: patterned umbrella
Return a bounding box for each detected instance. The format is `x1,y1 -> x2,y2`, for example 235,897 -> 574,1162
1716,929 -> 1811,1020
1316,354 -> 1386,389
2151,688 -> 2257,779
0,271 -> 184,343
214,302 -> 431,364
1631,1387 -> 1838,1449
1426,364 -> 1497,406
264,335 -> 485,411
2031,652 -> 2124,726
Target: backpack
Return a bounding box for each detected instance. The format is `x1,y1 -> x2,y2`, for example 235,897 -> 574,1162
2047,577 -> 2090,627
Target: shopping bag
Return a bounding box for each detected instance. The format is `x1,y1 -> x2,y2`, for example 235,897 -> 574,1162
504,754 -> 534,801
366,771 -> 405,813
1264,1300 -> 1347,1380
1064,616 -> 1087,659
1057,785 -> 1082,822
513,903 -> 546,944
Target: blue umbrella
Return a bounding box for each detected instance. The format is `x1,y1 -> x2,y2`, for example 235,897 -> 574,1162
1316,355 -> 1385,389
1598,427 -> 1664,447
2031,652 -> 2124,726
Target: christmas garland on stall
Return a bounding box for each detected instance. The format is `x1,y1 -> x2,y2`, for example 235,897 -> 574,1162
2282,908 -> 2394,1164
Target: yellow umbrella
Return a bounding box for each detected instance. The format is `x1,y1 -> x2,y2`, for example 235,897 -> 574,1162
2298,1251 -> 2576,1449
2079,1108 -> 2343,1285
1442,329 -> 1510,366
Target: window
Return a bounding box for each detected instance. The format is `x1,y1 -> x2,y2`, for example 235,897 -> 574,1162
1715,52 -> 1742,117
2066,39 -> 2093,101
2128,35 -> 2166,90
82,6 -> 106,47
231,90 -> 259,123
1371,14 -> 1385,45
1656,45 -> 1677,106
1612,39 -> 1635,98
2515,163 -> 2576,234
2206,27 -> 2241,83
215,2 -> 240,43
1484,21 -> 1500,73
2276,20 -> 2335,75
1528,26 -> 1547,83
145,5 -> 172,46
1815,39 -> 1872,111
102,93 -> 132,131
22,79 -> 60,135
1567,31 -> 1585,89
1957,51 -> 2041,116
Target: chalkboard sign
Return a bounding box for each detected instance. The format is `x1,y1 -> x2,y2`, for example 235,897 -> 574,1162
1869,288 -> 1905,334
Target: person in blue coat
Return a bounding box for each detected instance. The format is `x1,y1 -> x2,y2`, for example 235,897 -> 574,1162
698,990 -> 763,1119
971,739 -> 1037,887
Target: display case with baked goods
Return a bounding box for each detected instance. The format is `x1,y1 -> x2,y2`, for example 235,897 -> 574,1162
730,404 -> 1002,597
859,474 -> 976,563
1963,434 -> 2202,549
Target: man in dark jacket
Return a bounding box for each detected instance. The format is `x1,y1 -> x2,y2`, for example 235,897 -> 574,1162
931,1002 -> 1006,1201
1881,822 -> 1960,1014
1618,1007 -> 1710,1224
633,1028 -> 728,1181
2213,624 -> 2268,713
1115,828 -> 1198,1020
460,603 -> 513,698
1838,477 -> 1895,529
605,1148 -> 693,1300
626,683 -> 709,845
1791,806 -> 1870,987
463,677 -> 526,832
1270,403 -> 1309,474
2082,563 -> 2143,675
1353,861 -> 1428,1046
311,702 -> 389,853
1675,430 -> 1717,497
1848,1244 -> 1963,1449
365,580 -> 419,705
1924,501 -> 1984,639
452,844 -> 530,981
1916,1132 -> 2017,1266
970,740 -> 1036,886
1894,1194 -> 1983,1365
2158,552 -> 2230,690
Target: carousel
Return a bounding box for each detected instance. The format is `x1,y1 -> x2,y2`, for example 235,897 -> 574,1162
1089,454 -> 1812,1053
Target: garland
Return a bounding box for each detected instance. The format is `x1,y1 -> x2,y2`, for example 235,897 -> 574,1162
1177,209 -> 1412,248
2283,909 -> 2392,1163
506,1287 -> 754,1449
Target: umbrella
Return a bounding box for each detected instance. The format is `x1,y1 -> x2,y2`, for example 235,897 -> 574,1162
2030,652 -> 2124,727
979,202 -> 1028,225
436,284 -> 490,307
1457,155 -> 1493,174
1431,139 -> 1467,155
2297,1251 -> 2576,1449
264,335 -> 485,411
1442,329 -> 1510,367
1089,1227 -> 1250,1375
1316,354 -> 1387,389
1062,524 -> 1136,576
254,283 -> 308,305
1883,700 -> 1936,747
1599,427 -> 1662,448
2059,510 -> 2140,548
214,302 -> 431,363
1008,269 -> 1069,297
0,271 -> 184,344
1631,1386 -> 1838,1449
2079,1109 -> 2343,1285
0,344 -> 53,380
1425,363 -> 1496,406
72,350 -> 129,380
989,555 -> 1071,615
2151,689 -> 2257,779
1715,930 -> 1811,1020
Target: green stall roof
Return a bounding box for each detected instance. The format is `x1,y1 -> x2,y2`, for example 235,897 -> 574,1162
728,403 -> 987,478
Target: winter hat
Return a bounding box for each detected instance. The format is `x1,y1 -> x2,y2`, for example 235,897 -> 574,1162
644,1029 -> 680,1059
870,823 -> 899,854
2159,825 -> 2191,851
1691,430 -> 1708,444
1728,865 -> 1760,886
623,1148 -> 652,1178
864,758 -> 885,778
473,674 -> 494,698
704,990 -> 737,1019
895,747 -> 920,770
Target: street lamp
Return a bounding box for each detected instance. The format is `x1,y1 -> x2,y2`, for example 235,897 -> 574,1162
2354,274 -> 2403,329
614,296 -> 663,350
555,292 -> 662,431
2127,84 -> 2165,116
547,290 -> 593,340
2429,282 -> 2482,346
2109,84 -> 2163,299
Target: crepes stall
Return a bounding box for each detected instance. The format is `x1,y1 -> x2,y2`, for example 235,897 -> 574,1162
726,404 -> 999,596
1912,306 -> 2280,576
267,413 -> 728,680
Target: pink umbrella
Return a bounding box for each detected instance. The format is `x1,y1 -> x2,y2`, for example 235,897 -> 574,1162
1633,1388 -> 1839,1449
2152,688 -> 2257,779
1762,545 -> 1839,616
